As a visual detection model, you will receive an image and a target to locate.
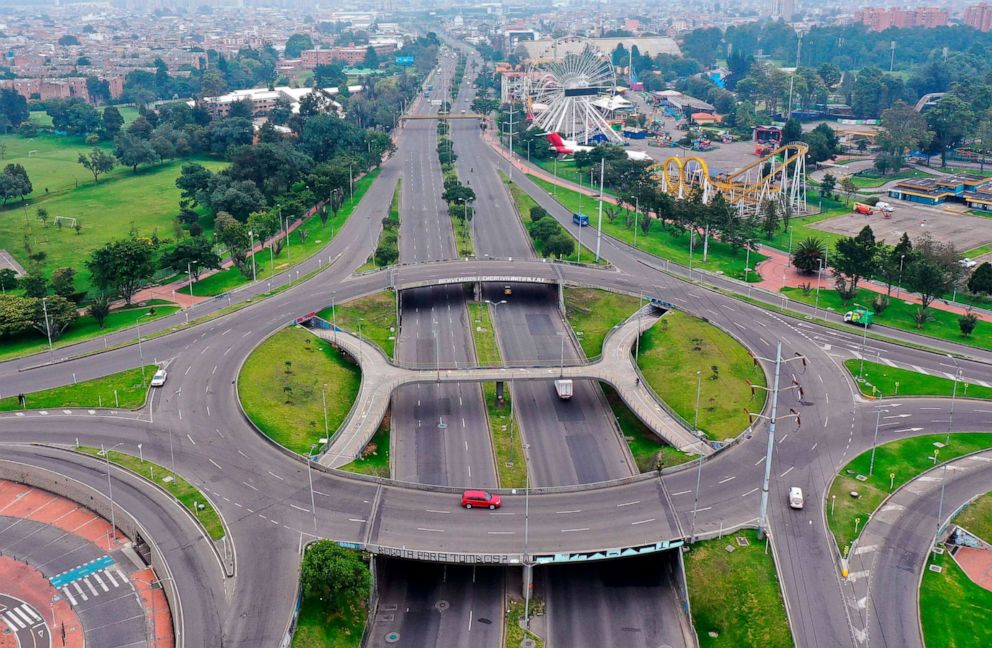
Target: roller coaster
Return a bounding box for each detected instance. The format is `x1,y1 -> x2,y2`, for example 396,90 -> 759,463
652,141 -> 809,215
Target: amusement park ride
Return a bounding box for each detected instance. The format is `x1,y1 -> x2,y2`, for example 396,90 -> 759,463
513,38 -> 809,215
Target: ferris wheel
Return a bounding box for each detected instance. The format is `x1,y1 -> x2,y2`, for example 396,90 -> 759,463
527,38 -> 622,145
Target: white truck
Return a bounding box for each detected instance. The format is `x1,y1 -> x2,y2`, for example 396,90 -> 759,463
554,379 -> 573,400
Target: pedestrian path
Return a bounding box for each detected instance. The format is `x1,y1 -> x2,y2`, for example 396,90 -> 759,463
56,561 -> 129,606
1,601 -> 43,632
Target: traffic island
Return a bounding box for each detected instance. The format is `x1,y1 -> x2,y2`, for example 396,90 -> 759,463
504,596 -> 545,648
683,529 -> 793,648
0,365 -> 155,411
238,326 -> 361,455
637,311 -> 767,441
562,287 -> 639,358
843,359 -> 992,400
291,541 -> 370,648
826,433 -> 992,553
316,291 -> 398,360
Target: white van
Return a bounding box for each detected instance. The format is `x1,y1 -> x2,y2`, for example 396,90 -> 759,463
789,487 -> 804,510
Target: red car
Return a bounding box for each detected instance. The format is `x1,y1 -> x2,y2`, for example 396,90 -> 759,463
461,490 -> 501,510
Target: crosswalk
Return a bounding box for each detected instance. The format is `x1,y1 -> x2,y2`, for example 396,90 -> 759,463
50,557 -> 130,607
1,602 -> 44,632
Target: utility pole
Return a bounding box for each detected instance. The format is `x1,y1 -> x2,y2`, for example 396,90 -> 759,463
595,158 -> 605,261
41,297 -> 54,365
747,343 -> 807,539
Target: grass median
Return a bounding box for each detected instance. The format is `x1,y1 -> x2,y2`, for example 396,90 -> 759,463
0,365 -> 155,411
827,433 -> 992,553
76,446 -> 225,541
529,175 -> 765,280
239,326 -> 360,455
637,311 -> 766,440
339,422 -> 390,478
844,359 -> 992,400
563,287 -> 639,358
782,286 -> 990,351
684,529 -> 793,648
317,291 -> 397,360
504,597 -> 544,648
358,178 -> 400,273
921,492 -> 992,648
505,178 -> 602,264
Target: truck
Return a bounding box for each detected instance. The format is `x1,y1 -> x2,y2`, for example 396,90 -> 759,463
875,201 -> 894,217
843,308 -> 874,327
554,379 -> 573,400
572,212 -> 590,227
853,203 -> 874,216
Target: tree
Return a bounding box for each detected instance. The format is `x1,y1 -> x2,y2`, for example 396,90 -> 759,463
967,262 -> 992,296
0,163 -> 32,204
313,63 -> 347,89
819,173 -> 836,198
878,101 -> 931,169
284,33 -> 314,58
529,206 -> 548,222
544,232 -> 575,259
761,199 -> 779,238
176,162 -> 214,207
877,232 -> 914,298
21,274 -> 47,298
78,148 -> 116,182
299,540 -> 370,608
363,45 -> 380,68
832,225 -> 878,297
58,35 -> 80,47
87,296 -> 111,328
803,123 -> 839,165
114,133 -> 159,172
0,89 -> 28,130
781,118 -> 802,144
214,212 -> 252,277
959,310 -> 978,337
33,295 -> 76,340
903,234 -> 962,326
101,106 -> 124,139
209,178 -> 265,221
160,239 -> 220,280
792,237 -> 827,274
0,268 -> 16,292
926,95 -> 975,167
86,238 -> 156,304
840,176 -> 857,204
0,294 -> 34,337
50,267 -> 76,299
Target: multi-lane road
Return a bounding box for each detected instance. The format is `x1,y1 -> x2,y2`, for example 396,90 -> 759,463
0,41 -> 990,648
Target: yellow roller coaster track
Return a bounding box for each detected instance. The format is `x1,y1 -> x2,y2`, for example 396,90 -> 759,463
652,141 -> 809,213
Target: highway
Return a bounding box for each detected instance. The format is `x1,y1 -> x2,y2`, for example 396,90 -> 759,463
0,43 -> 989,648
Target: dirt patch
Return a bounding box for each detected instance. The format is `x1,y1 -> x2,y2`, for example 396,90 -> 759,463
812,206 -> 992,252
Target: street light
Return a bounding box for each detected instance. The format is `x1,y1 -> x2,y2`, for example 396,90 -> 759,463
897,254 -> 906,299
41,296 -> 54,365
869,407 -> 888,476
523,442 -> 532,627
307,443 -> 319,532
131,574 -> 175,646
484,299 -> 507,366
99,442 -> 125,542
135,311 -> 154,383
248,230 -> 257,282
813,258 -> 824,319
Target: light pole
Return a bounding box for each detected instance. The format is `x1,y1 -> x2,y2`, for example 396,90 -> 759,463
307,443 -> 318,532
897,254 -> 906,299
946,357 -> 961,446
135,311 -> 153,383
41,296 -> 54,365
248,230 -> 257,282
869,407 -> 888,476
132,575 -> 174,646
688,370 -> 704,542
484,299 -> 507,366
595,158 -> 605,262
331,293 -> 338,345
813,258 -> 824,319
523,442 -> 531,626
187,262 -> 194,301
635,294 -> 643,363
99,442 -> 125,542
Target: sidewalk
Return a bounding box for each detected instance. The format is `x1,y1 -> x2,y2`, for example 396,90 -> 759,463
754,246 -> 992,323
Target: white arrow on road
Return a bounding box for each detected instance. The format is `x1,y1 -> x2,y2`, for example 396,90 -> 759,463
883,414 -> 912,419
892,427 -> 924,433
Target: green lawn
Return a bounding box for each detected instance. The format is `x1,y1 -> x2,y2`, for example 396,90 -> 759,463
0,135 -> 226,290
238,326 -> 361,455
920,536 -> 992,648
955,490 -> 992,544
849,169 -> 933,188
468,301 -> 500,365
451,210 -> 474,257
291,587 -> 367,648
844,359 -> 992,400
28,107 -> 139,129
0,365 -> 154,411
339,424 -> 390,478
504,597 -> 543,648
562,287 -> 640,359
0,302 -> 179,363
827,433 -> 992,553
637,311 -> 766,440
529,175 -> 766,279
487,382 -> 526,488
505,179 -> 601,263
602,384 -> 693,472
755,205 -> 849,254
193,169 -> 381,296
358,177 -> 399,272
782,286 -> 991,351
317,290 -> 397,360
684,529 -> 793,648
76,446 -> 225,540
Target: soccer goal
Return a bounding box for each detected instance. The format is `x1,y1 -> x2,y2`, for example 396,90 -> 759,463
54,216 -> 77,228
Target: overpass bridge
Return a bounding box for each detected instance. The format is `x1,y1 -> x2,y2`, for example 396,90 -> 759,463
400,112 -> 485,120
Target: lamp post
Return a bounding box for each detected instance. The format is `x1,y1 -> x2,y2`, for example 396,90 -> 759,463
523,442 -> 532,627
99,442 -> 125,542
688,371 -> 704,542
41,296 -> 54,365
869,407 -> 888,476
307,443 -> 318,532
813,258 -> 824,319
135,311 -> 153,383
897,254 -> 906,299
946,356 -> 961,446
248,230 -> 257,282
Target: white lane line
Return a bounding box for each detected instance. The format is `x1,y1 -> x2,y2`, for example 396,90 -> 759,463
670,490 -> 692,496
417,527 -> 445,533
267,470 -> 285,481
754,457 -> 765,466
103,569 -> 119,588
742,487 -> 759,497
488,531 -> 515,535
616,500 -> 640,507
290,504 -> 310,513
349,518 -> 366,523
242,482 -> 258,491
84,578 -> 98,596
718,476 -> 736,484
426,509 -> 451,514
780,466 -> 795,478
561,528 -> 590,533
208,458 -> 222,470
631,518 -> 655,525
556,509 -> 581,514
694,506 -> 712,512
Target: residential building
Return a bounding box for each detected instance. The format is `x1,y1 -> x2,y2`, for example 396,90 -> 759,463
853,7 -> 948,31
965,3 -> 992,32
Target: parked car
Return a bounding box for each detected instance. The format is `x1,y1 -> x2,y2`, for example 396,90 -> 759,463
150,369 -> 168,387
461,490 -> 501,510
788,486 -> 804,510
960,258 -> 978,269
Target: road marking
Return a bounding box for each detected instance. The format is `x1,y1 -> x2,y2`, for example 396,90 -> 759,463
103,569 -> 118,587
670,490 -> 691,496
848,570 -> 869,582
616,500 -> 640,507
242,482 -> 258,491
780,466 -> 795,477
742,488 -> 759,497
561,528 -> 590,533
417,527 -> 445,533
186,433 -> 196,445
488,531 -> 515,535
631,518 -> 654,525
61,587 -> 77,606
718,476 -> 735,484
754,457 -> 765,466
854,545 -> 877,555
555,509 -> 581,514
92,572 -> 109,592
694,506 -> 712,512
290,504 -> 310,513
267,470 -> 285,481
184,366 -> 191,376
349,518 -> 366,523
426,509 -> 451,514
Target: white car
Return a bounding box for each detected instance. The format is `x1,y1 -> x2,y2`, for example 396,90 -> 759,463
150,369 -> 168,387
789,487 -> 804,510
959,258 -> 978,269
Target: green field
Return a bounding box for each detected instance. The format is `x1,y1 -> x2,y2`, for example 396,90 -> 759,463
0,365 -> 154,410
954,490 -> 992,543
529,175 -> 766,279
76,446 -> 225,540
238,327 -> 361,455
562,287 -> 640,359
505,179 -> 601,263
849,169 -> 933,188
339,424 -> 390,478
0,302 -> 179,363
317,290 -> 397,360
844,359 -> 992,400
193,169 -> 381,296
468,301 -> 501,365
684,529 -> 793,648
359,177 -> 399,272
920,506 -> 992,648
602,384 -> 692,472
827,433 -> 992,553
782,286 -> 991,351
29,106 -> 140,129
637,311 -> 766,440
